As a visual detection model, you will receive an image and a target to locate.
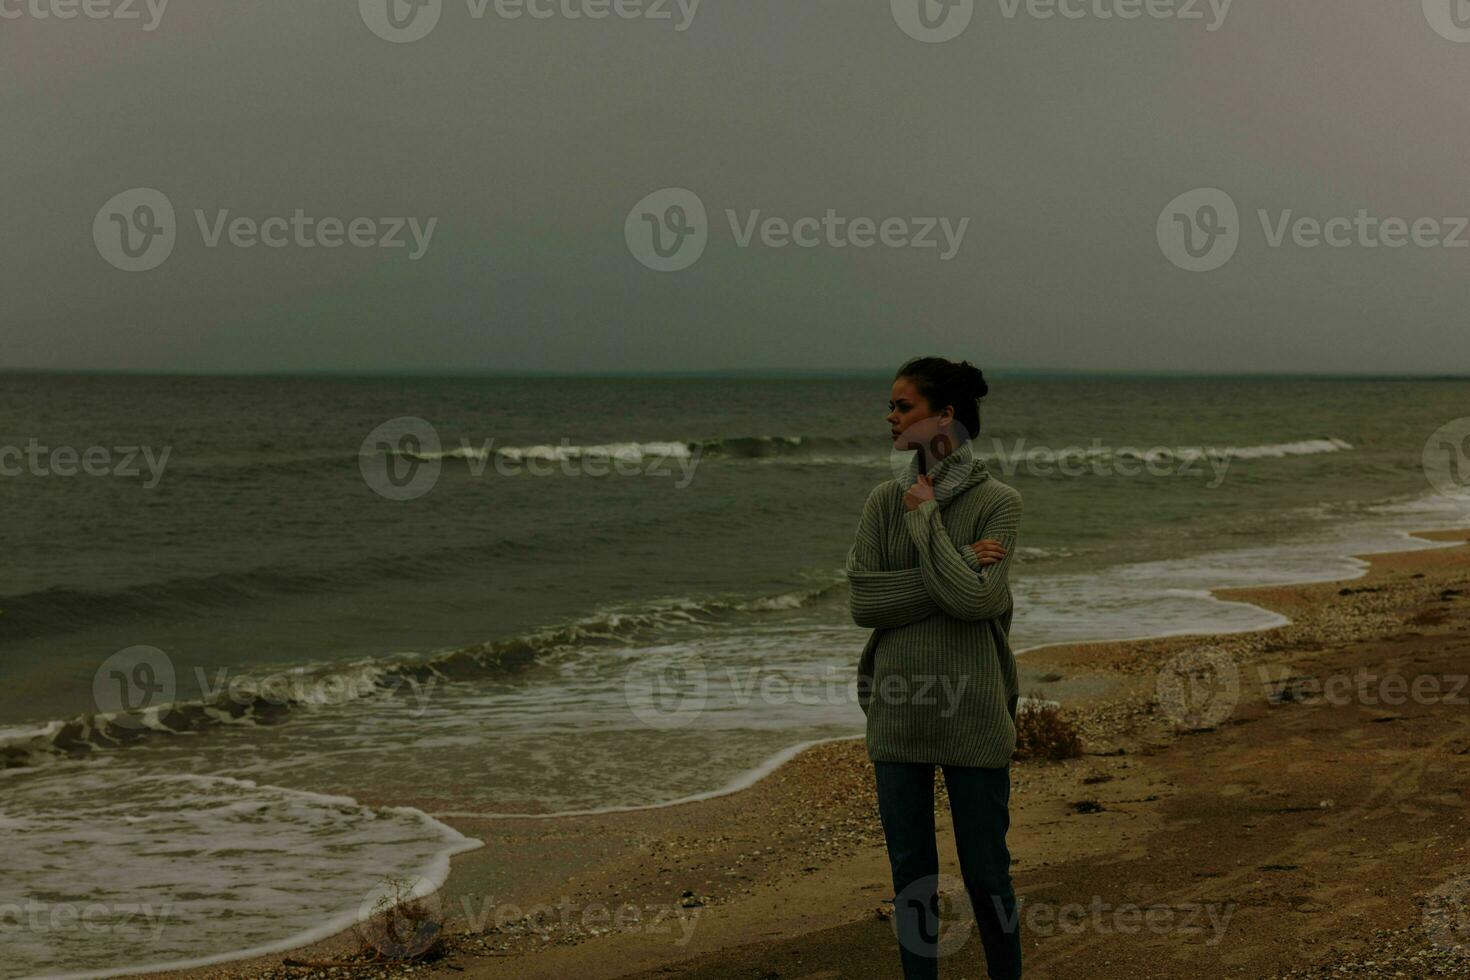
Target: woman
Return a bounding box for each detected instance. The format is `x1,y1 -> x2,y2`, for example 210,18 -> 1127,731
845,356 -> 1023,980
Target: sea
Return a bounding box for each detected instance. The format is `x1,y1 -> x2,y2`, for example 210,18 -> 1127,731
2,372 -> 1468,978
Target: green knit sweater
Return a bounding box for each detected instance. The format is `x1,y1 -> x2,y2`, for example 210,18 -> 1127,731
845,437 -> 1022,767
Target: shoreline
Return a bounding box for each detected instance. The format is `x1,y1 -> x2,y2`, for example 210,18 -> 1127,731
428,520 -> 1464,824
423,733 -> 868,822
114,524 -> 1470,980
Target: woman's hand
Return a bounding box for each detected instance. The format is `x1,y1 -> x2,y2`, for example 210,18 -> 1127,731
902,474 -> 935,511
969,538 -> 1009,565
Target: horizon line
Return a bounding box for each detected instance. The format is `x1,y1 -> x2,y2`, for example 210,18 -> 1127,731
1,367 -> 1467,381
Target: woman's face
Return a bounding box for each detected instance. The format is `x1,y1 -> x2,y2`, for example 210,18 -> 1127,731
887,377 -> 953,451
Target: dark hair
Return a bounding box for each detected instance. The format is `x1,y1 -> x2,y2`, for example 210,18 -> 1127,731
894,356 -> 989,439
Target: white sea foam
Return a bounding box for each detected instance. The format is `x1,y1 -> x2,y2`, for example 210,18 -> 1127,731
6,762 -> 480,980
389,433 -> 1363,470
420,441 -> 696,463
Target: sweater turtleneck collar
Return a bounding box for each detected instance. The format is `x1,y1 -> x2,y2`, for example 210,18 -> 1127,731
898,436 -> 989,508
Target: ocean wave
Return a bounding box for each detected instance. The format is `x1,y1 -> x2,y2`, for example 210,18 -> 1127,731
978,436 -> 1354,464
406,440 -> 695,464
1214,437 -> 1354,459
0,540 -> 540,643
1014,546 -> 1074,563
170,433 -> 1356,481
160,433 -> 886,481
401,433 -> 877,464
0,570 -> 341,642
399,433 -> 1360,471
0,579 -> 845,771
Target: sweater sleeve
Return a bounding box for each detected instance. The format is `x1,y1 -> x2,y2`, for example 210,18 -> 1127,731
845,486 -> 942,629
901,489 -> 1020,622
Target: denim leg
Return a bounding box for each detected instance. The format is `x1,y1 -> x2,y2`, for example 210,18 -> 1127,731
874,760 -> 940,980
942,764 -> 1023,980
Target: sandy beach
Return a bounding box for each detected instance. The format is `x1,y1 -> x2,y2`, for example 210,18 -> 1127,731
122,527 -> 1470,980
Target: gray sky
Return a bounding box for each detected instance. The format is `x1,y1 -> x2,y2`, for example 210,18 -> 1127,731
4,0 -> 1469,374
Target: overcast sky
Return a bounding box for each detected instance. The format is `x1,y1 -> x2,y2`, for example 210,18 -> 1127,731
4,0 -> 1468,374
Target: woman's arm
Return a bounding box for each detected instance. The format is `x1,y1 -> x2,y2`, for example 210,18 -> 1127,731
902,488 -> 1020,622
845,486 -> 942,629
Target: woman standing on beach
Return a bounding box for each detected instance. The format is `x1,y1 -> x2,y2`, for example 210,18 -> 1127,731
845,356 -> 1024,980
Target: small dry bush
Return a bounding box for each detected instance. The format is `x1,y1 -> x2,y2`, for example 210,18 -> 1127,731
1014,695 -> 1084,761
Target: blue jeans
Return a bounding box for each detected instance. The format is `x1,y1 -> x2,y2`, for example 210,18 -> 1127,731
874,761 -> 1022,980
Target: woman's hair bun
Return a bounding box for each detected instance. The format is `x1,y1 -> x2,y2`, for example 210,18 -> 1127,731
955,360 -> 988,400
